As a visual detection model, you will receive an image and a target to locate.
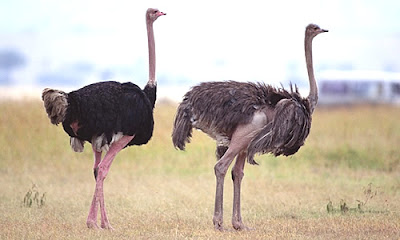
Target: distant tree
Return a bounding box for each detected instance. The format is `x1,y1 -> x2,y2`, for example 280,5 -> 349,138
0,49 -> 26,85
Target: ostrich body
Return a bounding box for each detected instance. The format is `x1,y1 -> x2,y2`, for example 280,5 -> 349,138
42,8 -> 166,229
172,24 -> 327,230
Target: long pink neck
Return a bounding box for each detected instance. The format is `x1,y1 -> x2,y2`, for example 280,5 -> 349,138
147,19 -> 156,87
305,34 -> 317,112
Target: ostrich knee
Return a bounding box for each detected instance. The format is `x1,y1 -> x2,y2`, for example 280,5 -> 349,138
94,168 -> 98,180
214,159 -> 231,180
96,165 -> 109,183
214,164 -> 226,182
231,167 -> 244,182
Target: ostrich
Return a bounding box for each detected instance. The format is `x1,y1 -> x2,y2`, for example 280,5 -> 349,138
172,24 -> 328,231
42,8 -> 166,229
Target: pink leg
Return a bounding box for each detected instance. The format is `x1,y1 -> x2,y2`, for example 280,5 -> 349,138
93,146 -> 102,180
87,190 -> 100,229
86,135 -> 134,230
87,147 -> 102,229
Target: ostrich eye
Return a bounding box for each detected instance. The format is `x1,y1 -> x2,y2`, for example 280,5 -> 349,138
154,10 -> 158,14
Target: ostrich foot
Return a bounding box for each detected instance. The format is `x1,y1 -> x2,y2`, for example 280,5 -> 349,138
232,222 -> 252,231
214,225 -> 232,232
87,220 -> 100,229
213,216 -> 224,231
213,220 -> 232,231
213,225 -> 234,232
101,222 -> 114,231
214,225 -> 224,231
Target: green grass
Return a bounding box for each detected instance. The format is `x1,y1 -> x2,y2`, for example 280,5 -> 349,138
0,101 -> 399,239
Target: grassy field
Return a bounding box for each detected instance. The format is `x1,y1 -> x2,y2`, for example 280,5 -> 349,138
0,100 -> 399,239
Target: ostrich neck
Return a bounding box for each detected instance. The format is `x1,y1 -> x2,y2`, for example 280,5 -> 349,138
305,35 -> 318,112
147,20 -> 156,87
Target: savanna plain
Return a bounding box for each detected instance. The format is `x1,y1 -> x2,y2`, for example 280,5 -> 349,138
0,100 -> 399,239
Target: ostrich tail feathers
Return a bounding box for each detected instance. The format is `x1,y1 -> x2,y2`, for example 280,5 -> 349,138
247,122 -> 274,165
172,100 -> 193,150
42,88 -> 68,125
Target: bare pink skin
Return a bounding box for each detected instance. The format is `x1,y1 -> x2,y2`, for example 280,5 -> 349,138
86,135 -> 134,230
92,145 -> 102,180
70,121 -> 80,135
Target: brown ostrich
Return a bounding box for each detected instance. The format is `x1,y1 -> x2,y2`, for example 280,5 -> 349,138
172,24 -> 328,231
42,8 -> 166,229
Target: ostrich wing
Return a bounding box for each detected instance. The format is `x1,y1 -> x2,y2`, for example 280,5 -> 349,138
247,98 -> 311,164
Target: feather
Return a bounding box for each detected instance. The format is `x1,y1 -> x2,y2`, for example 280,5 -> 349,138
247,86 -> 312,164
44,81 -> 155,152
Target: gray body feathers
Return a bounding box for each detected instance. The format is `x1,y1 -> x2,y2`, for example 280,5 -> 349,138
246,93 -> 311,163
172,81 -> 312,164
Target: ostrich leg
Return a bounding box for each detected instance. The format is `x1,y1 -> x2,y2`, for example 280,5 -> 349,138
93,146 -> 102,180
86,135 -> 134,229
86,147 -> 103,229
231,151 -> 248,230
213,125 -> 256,230
213,148 -> 236,231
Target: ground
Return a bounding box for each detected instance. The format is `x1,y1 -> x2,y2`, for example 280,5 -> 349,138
0,101 -> 399,239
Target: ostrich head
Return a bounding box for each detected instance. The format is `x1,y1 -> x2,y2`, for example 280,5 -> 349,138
306,24 -> 328,38
146,8 -> 166,23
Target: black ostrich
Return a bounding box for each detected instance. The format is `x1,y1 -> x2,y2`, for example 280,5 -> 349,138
172,24 -> 328,231
42,8 -> 166,229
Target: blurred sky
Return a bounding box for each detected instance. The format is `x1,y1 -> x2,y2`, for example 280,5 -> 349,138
0,0 -> 399,92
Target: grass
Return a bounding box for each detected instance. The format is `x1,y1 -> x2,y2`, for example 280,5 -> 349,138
0,101 -> 399,239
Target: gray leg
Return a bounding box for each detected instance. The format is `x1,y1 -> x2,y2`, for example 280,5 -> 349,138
231,151 -> 249,230
213,125 -> 255,230
211,118 -> 263,230
212,145 -> 229,230
213,148 -> 237,231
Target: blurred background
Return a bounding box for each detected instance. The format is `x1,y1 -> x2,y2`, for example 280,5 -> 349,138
0,0 -> 399,104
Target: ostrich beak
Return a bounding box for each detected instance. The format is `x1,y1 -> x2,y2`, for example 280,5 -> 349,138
321,29 -> 328,33
158,11 -> 166,16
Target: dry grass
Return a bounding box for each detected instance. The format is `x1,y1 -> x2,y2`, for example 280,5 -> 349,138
0,101 -> 399,239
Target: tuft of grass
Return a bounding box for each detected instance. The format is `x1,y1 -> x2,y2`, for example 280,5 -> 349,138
23,183 -> 46,208
327,183 -> 385,214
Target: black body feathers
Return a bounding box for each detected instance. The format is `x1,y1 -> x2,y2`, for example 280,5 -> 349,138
44,81 -> 155,149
